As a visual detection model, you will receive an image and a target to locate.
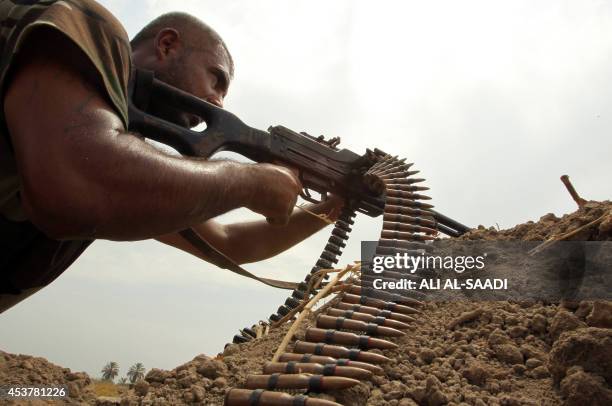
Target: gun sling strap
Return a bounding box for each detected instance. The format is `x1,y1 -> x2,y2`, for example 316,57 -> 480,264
178,228 -> 298,290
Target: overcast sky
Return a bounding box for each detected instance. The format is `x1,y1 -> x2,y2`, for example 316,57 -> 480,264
1,0 -> 611,379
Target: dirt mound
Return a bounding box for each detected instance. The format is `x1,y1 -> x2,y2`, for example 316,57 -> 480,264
460,201 -> 612,241
112,298 -> 611,406
2,202 -> 611,405
113,328 -> 285,405
115,300 -> 610,406
4,301 -> 610,405
0,350 -> 95,404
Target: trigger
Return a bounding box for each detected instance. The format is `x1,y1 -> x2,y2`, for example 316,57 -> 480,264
300,188 -> 321,204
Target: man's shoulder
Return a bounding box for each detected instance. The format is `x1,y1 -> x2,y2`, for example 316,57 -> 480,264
54,0 -> 130,47
29,0 -> 133,125
0,0 -> 133,220
0,0 -> 132,95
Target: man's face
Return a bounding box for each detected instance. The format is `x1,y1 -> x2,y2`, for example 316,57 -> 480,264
150,41 -> 232,129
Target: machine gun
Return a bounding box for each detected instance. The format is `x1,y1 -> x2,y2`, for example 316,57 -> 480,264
128,69 -> 388,217
127,68 -> 470,291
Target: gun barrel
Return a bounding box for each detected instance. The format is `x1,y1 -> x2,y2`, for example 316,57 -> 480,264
431,210 -> 471,234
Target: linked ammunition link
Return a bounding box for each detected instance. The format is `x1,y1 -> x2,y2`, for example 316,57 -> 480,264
223,151 -> 451,405
225,289 -> 420,405
230,151 -> 439,344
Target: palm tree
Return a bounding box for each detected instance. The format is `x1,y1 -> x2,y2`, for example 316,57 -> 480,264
118,377 -> 128,385
101,361 -> 119,382
127,362 -> 146,383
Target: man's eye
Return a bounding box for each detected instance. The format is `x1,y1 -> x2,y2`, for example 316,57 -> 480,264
217,75 -> 225,89
212,70 -> 228,92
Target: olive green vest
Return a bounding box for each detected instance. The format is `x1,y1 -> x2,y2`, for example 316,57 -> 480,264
0,0 -> 131,312
0,0 -> 131,220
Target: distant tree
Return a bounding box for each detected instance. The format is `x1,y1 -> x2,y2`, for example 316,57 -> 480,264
101,361 -> 119,382
118,377 -> 128,385
127,362 -> 146,383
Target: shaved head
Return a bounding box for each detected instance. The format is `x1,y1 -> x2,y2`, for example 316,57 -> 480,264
130,12 -> 235,128
131,12 -> 234,78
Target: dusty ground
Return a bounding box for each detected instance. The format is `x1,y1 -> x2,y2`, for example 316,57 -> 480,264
0,350 -> 96,404
111,299 -> 611,406
1,201 -> 610,405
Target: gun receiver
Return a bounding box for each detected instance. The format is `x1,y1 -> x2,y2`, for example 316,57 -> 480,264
128,68 -> 385,217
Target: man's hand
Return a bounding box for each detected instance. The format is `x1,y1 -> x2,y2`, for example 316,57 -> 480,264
323,194 -> 345,222
247,163 -> 302,226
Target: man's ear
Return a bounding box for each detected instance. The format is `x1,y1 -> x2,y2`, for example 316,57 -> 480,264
154,28 -> 181,60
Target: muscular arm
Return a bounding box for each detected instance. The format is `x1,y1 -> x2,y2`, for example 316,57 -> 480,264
157,197 -> 343,264
4,30 -> 299,240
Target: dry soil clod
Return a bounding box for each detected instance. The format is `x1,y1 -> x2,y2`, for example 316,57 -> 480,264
447,308 -> 484,330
